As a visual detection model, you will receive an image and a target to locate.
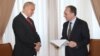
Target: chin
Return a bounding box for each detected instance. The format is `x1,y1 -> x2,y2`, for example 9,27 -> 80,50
29,15 -> 32,17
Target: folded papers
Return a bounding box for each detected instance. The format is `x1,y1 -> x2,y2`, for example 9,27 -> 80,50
50,39 -> 69,48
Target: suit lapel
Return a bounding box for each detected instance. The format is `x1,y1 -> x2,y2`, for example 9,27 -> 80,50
70,18 -> 79,36
19,13 -> 36,32
64,21 -> 69,39
19,13 -> 30,27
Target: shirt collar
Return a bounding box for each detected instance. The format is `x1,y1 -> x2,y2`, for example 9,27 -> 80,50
21,12 -> 28,19
69,17 -> 76,24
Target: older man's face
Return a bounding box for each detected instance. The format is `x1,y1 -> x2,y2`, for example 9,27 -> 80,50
25,5 -> 35,17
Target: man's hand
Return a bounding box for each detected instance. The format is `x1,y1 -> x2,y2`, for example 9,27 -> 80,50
67,41 -> 77,48
34,42 -> 41,52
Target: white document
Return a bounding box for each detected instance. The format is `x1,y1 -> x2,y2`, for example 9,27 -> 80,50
50,39 -> 69,48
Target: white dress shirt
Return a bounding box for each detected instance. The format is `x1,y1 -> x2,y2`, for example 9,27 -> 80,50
21,12 -> 28,19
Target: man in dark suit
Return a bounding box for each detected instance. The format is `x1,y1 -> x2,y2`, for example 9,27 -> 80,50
61,5 -> 90,56
12,2 -> 41,56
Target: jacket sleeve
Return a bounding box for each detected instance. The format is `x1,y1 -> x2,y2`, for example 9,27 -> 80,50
77,22 -> 90,47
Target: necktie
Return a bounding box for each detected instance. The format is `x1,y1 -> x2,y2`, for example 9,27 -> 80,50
27,17 -> 32,24
67,22 -> 72,38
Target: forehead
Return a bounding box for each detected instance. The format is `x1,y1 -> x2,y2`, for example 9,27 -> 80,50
29,5 -> 35,8
27,4 -> 34,7
65,7 -> 71,12
64,8 -> 71,14
25,5 -> 35,10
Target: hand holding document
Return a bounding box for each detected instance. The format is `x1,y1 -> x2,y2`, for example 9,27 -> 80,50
50,39 -> 69,48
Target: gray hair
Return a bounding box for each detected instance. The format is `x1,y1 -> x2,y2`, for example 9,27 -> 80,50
23,2 -> 35,9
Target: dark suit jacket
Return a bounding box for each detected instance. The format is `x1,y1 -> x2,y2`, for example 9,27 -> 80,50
12,13 -> 41,56
61,18 -> 90,56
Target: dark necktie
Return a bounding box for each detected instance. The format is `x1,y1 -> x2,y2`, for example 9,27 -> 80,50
27,17 -> 32,24
67,22 -> 72,38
